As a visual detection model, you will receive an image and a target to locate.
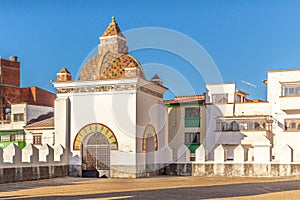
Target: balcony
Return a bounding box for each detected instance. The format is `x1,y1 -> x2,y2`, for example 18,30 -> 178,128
215,116 -> 273,145
280,96 -> 300,113
0,129 -> 26,149
184,117 -> 200,128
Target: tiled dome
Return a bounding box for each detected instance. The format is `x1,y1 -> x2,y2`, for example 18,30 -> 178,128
78,17 -> 145,81
79,52 -> 145,80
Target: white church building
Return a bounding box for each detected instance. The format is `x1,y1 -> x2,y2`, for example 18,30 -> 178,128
52,17 -> 172,178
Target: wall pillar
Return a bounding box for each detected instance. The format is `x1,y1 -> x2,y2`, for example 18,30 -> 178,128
214,145 -> 226,163
234,145 -> 247,163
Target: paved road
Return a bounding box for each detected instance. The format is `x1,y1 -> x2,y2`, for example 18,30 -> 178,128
0,176 -> 300,199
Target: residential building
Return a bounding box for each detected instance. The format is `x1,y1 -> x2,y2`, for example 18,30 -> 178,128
0,57 -> 56,149
0,103 -> 54,149
205,83 -> 270,160
165,94 -> 205,161
205,69 -> 300,162
268,69 -> 300,161
24,117 -> 55,147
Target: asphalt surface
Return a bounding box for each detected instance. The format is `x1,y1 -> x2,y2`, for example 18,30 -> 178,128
0,176 -> 300,199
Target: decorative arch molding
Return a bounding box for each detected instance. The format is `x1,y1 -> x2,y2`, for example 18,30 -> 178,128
73,123 -> 118,150
142,124 -> 158,151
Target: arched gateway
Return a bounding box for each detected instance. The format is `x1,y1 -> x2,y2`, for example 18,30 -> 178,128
73,123 -> 118,178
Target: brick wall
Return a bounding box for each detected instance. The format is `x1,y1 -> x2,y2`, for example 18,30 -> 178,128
0,58 -> 55,120
20,87 -> 55,107
0,58 -> 21,119
0,59 -> 20,87
20,87 -> 34,104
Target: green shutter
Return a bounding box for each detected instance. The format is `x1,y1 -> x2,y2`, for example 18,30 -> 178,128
184,117 -> 200,127
185,143 -> 201,153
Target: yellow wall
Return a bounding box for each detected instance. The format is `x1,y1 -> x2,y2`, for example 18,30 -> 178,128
167,104 -> 205,159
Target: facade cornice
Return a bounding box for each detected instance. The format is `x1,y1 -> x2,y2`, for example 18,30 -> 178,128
54,78 -> 167,98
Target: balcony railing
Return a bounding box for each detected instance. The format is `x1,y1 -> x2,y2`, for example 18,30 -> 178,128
216,116 -> 272,132
0,120 -> 11,124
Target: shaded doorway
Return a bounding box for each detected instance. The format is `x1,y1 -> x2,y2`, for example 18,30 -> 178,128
81,132 -> 110,178
146,136 -> 155,173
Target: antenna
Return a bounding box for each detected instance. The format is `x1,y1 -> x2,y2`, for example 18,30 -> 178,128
241,80 -> 257,93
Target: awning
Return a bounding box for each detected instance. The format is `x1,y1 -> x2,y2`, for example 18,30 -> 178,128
0,129 -> 25,135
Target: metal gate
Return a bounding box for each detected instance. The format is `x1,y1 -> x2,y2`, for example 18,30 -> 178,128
82,132 -> 110,177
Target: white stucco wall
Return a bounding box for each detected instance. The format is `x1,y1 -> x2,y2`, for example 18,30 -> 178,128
25,129 -> 55,148
235,102 -> 270,115
206,83 -> 236,104
68,91 -> 137,160
53,78 -> 169,176
54,97 -> 70,151
136,90 -> 169,170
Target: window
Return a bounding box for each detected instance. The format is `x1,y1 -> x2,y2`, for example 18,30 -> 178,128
10,134 -> 15,142
282,84 -> 300,96
0,135 -> 8,142
285,119 -> 300,131
185,132 -> 200,144
185,107 -> 200,118
33,135 -> 42,145
0,134 -> 24,142
216,120 -> 226,131
216,118 -> 268,131
212,93 -> 228,103
185,107 -> 200,127
231,121 -> 239,131
13,113 -> 24,122
52,132 -> 55,145
236,94 -> 241,102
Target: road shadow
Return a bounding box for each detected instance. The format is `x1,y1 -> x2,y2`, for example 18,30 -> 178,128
0,177 -> 94,193
1,179 -> 300,199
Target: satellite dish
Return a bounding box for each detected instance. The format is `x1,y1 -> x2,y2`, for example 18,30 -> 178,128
5,108 -> 11,114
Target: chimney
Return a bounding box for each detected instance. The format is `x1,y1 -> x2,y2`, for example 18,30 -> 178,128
9,56 -> 18,62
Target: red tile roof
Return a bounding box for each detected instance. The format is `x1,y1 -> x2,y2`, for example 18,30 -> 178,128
164,94 -> 205,104
25,117 -> 54,130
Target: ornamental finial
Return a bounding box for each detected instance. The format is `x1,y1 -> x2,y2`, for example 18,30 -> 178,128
111,16 -> 116,23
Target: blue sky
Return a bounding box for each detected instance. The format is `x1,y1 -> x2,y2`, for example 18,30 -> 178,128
1,0 -> 300,100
